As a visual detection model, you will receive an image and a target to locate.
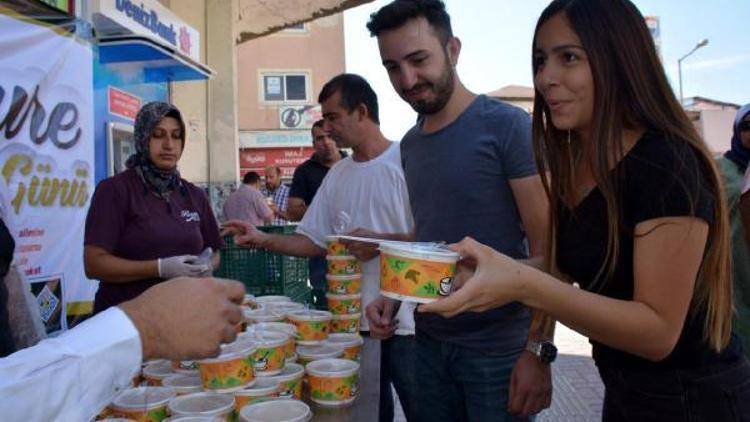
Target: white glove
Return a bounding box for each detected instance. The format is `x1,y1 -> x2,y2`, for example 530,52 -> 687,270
158,255 -> 208,279
193,247 -> 214,277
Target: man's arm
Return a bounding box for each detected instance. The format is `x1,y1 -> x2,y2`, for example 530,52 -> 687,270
0,277 -> 244,422
285,197 -> 307,222
222,220 -> 325,257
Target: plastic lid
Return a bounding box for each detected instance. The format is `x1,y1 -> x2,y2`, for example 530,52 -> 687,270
325,255 -> 356,260
163,417 -> 217,422
143,360 -> 174,379
244,308 -> 284,321
162,374 -> 202,391
239,399 -> 311,422
200,338 -> 255,363
325,293 -> 361,300
326,333 -> 364,348
244,329 -> 289,347
296,344 -> 343,359
332,313 -> 361,320
255,295 -> 292,303
112,387 -> 176,410
306,358 -> 359,377
325,274 -> 361,280
379,242 -> 460,262
237,378 -> 280,396
286,309 -> 332,322
269,363 -> 305,382
253,322 -> 297,335
167,392 -> 234,416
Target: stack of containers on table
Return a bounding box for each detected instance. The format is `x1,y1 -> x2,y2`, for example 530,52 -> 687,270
98,293 -> 364,421
324,236 -> 363,335
215,226 -> 311,303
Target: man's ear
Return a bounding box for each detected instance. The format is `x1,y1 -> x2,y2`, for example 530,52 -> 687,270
446,36 -> 461,66
356,103 -> 369,122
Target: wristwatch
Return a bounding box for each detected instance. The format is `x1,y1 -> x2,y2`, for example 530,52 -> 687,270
526,340 -> 558,363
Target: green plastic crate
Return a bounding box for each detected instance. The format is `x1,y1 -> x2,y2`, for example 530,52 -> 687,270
216,225 -> 311,302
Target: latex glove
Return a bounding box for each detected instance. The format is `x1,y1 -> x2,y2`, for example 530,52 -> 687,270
158,255 -> 208,279
193,247 -> 214,277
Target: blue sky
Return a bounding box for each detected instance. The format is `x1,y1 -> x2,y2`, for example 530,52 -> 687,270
344,0 -> 750,140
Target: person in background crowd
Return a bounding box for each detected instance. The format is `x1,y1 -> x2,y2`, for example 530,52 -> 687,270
718,103 -> 750,358
84,102 -> 222,315
224,171 -> 274,226
423,0 -> 750,420
742,168 -> 750,246
0,276 -> 244,422
224,74 -> 417,422
262,165 -> 291,225
287,119 -> 347,308
366,1 -> 551,420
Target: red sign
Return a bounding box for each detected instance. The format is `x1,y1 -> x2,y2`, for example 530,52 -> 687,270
240,147 -> 314,178
108,87 -> 141,121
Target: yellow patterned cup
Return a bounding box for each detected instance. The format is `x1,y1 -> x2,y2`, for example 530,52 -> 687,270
325,293 -> 362,315
286,310 -> 332,345
295,344 -> 344,368
244,330 -> 288,376
326,255 -> 361,276
142,361 -> 174,387
326,333 -> 364,362
269,363 -> 306,400
197,339 -> 256,393
108,387 -> 175,422
233,378 -> 280,411
306,359 -> 360,406
326,274 -> 362,295
379,243 -> 459,303
252,322 -> 298,359
331,313 -> 361,334
326,236 -> 350,256
166,391 -> 234,419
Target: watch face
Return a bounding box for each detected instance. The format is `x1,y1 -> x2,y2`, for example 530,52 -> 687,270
540,342 -> 558,363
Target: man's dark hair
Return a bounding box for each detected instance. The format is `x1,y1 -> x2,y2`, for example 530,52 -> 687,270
243,171 -> 261,185
366,0 -> 453,45
318,73 -> 379,125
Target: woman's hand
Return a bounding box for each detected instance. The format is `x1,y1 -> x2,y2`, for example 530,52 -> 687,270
418,237 -> 527,318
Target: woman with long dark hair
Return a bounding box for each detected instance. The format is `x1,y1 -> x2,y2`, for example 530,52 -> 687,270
421,0 -> 750,419
84,102 -> 222,314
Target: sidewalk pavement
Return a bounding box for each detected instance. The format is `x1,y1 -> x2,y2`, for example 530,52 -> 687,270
393,323 -> 604,421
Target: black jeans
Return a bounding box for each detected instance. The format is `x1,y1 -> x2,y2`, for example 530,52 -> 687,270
599,357 -> 750,422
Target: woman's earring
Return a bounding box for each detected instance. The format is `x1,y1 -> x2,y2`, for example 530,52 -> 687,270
567,130 -> 572,146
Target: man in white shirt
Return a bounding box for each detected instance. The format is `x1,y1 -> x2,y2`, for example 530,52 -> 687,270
0,276 -> 244,422
224,73 -> 417,422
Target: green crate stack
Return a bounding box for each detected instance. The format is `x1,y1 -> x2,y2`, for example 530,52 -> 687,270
216,225 -> 311,303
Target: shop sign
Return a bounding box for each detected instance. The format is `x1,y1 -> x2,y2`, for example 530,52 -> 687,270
108,86 -> 141,121
240,130 -> 311,148
94,0 -> 201,62
279,105 -> 322,129
240,147 -> 314,178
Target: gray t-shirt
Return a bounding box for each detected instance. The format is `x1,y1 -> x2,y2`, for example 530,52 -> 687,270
401,95 -> 537,351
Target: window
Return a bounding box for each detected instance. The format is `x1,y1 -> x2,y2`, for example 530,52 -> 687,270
284,23 -> 306,31
262,73 -> 309,103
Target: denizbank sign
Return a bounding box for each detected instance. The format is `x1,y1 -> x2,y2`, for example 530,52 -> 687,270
116,0 -> 177,45
92,0 -> 201,62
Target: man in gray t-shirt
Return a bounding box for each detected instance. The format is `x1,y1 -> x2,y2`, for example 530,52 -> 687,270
366,1 -> 551,421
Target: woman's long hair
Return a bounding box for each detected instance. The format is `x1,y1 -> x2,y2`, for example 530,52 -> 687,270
531,0 -> 732,351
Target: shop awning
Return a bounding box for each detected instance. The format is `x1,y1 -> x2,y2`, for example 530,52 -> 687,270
97,35 -> 214,82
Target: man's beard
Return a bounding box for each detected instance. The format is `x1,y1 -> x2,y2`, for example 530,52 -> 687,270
401,60 -> 455,115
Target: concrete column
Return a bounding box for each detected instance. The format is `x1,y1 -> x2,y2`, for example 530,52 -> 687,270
205,0 -> 241,217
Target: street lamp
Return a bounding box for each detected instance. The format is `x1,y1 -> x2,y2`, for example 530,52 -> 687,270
678,38 -> 709,105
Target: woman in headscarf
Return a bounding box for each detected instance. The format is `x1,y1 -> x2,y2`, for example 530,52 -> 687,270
84,102 -> 222,314
719,103 -> 750,358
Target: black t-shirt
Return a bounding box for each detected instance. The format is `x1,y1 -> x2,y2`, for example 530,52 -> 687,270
289,152 -> 346,205
557,132 -> 742,370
